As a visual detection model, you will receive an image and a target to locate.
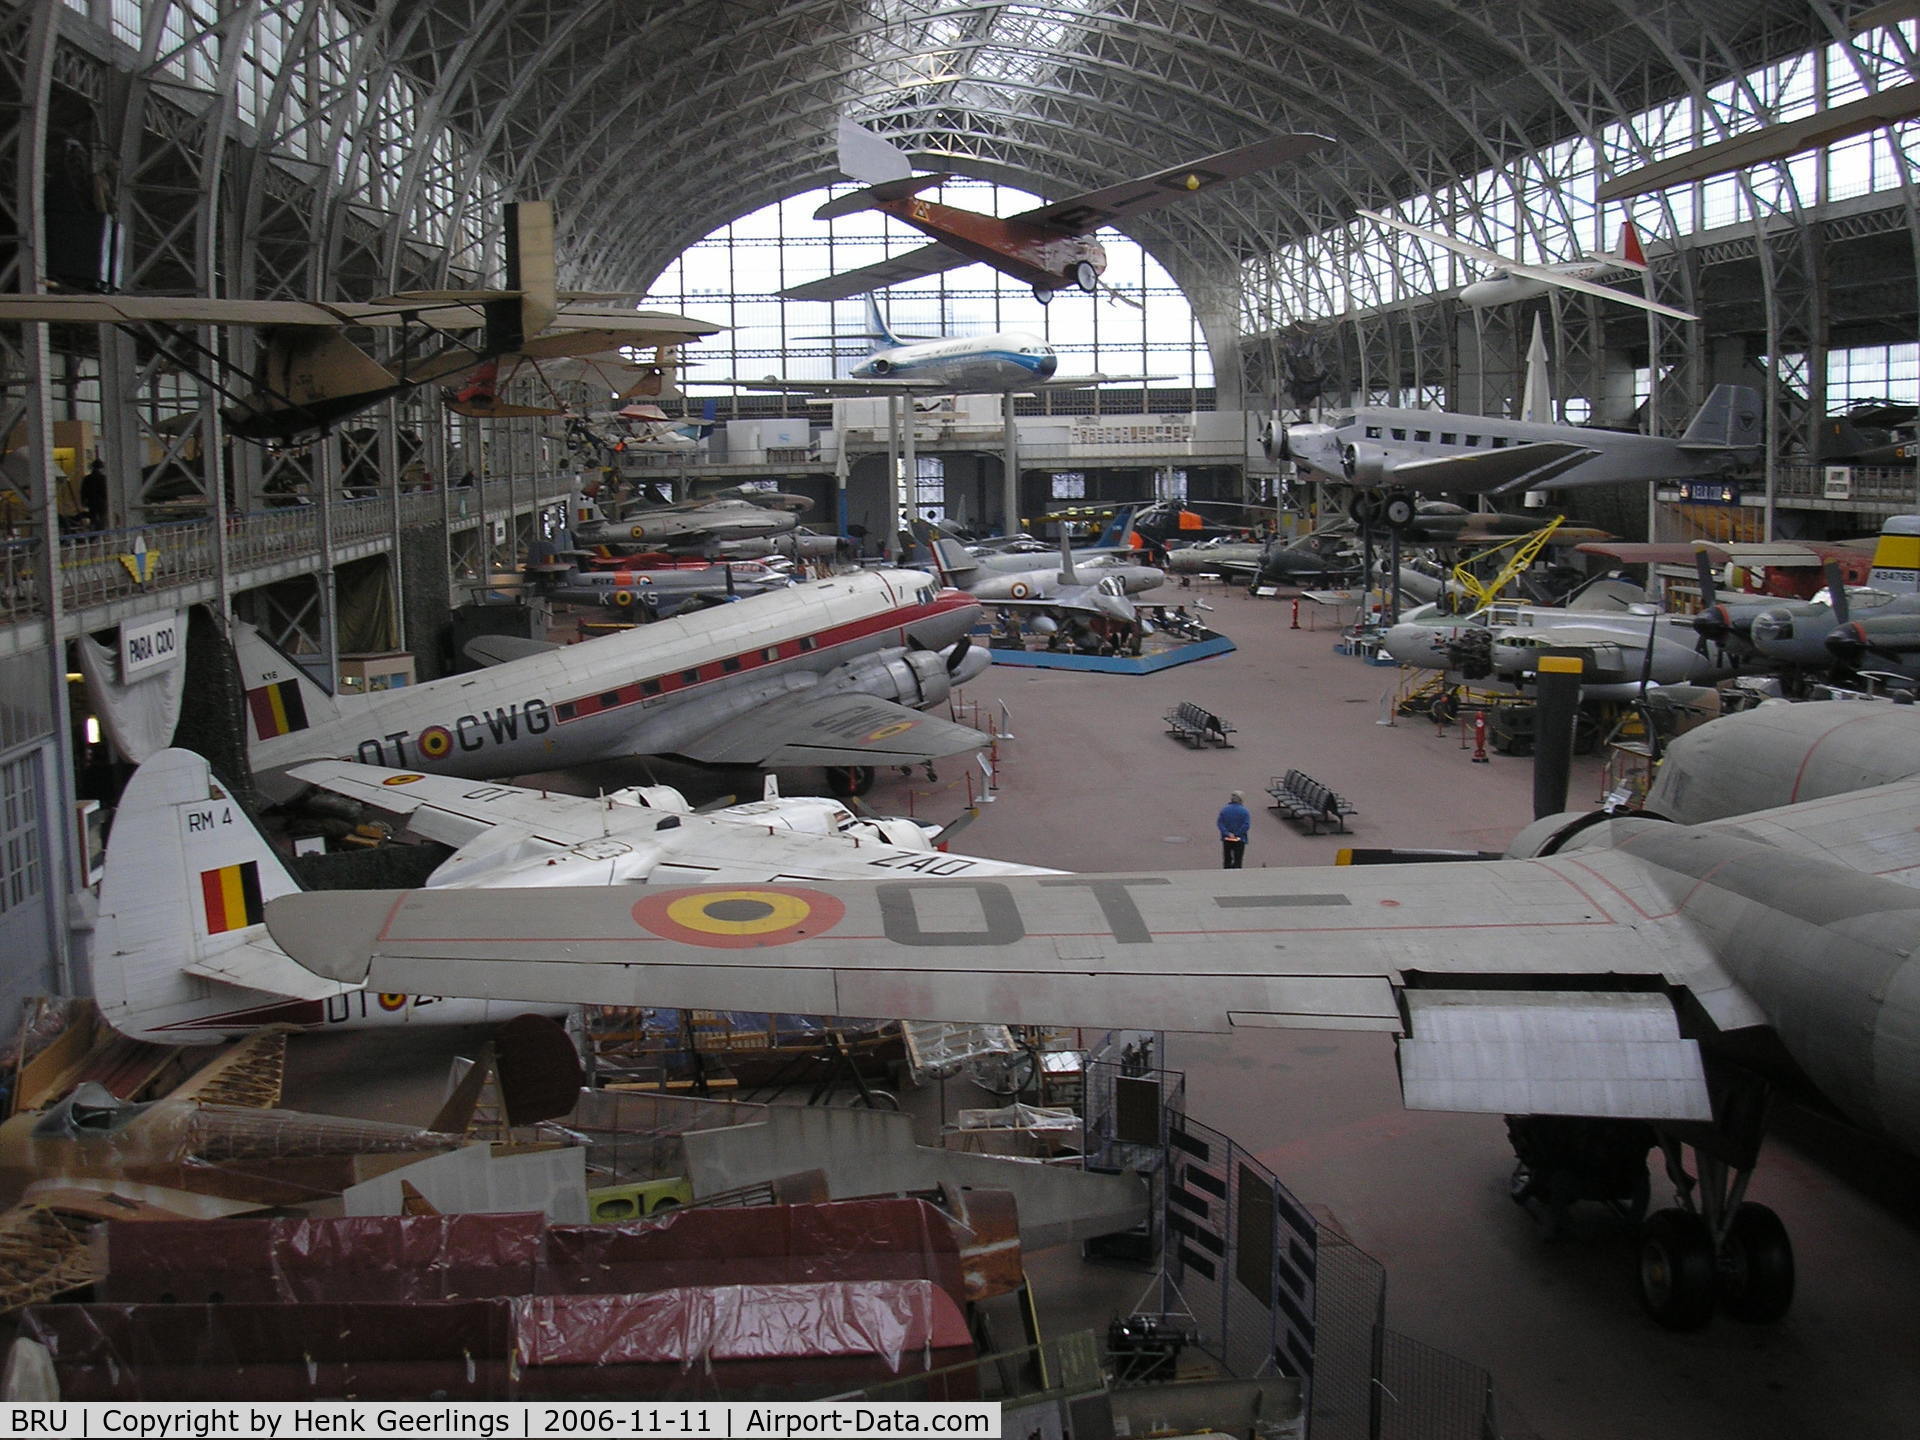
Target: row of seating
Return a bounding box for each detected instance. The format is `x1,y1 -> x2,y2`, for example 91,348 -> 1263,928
1267,768 -> 1357,834
1165,701 -> 1235,747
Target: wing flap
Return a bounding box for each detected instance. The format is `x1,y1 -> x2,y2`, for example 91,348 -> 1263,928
780,244 -> 969,303
1398,990 -> 1711,1119
678,692 -> 989,767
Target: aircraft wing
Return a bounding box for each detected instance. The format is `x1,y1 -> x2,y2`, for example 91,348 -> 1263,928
736,376 -> 961,396
1016,133 -> 1333,230
0,295 -> 720,342
1384,441 -> 1597,495
285,760 -> 612,852
264,846 -> 1747,1123
780,243 -> 972,303
675,691 -> 990,767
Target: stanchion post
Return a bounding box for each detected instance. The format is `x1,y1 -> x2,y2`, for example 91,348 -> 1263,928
1471,711 -> 1490,763
1290,596 -> 1300,630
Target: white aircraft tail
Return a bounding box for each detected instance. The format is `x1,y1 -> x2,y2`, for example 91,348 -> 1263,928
233,621 -> 342,749
863,292 -> 906,350
91,749 -> 350,1045
1678,384 -> 1764,451
836,118 -> 914,185
1058,525 -> 1085,587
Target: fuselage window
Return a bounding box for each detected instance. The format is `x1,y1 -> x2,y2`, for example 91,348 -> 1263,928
1440,432 -> 1457,445
681,668 -> 701,685
640,679 -> 662,698
1414,430 -> 1431,443
722,657 -> 742,673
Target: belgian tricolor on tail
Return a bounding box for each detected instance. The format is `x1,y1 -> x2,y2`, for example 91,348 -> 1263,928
201,861 -> 265,934
247,679 -> 308,739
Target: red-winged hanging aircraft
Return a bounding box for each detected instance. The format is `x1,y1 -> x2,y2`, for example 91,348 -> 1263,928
782,122 -> 1333,305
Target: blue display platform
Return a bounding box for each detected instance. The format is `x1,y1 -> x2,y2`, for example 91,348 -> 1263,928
979,632 -> 1236,673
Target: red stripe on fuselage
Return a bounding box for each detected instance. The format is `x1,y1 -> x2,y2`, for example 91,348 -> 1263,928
551,593 -> 972,727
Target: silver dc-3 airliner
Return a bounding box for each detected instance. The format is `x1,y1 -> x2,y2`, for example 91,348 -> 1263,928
240,569 -> 989,798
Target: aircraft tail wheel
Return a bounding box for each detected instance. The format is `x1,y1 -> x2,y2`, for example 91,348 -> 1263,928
1072,260 -> 1099,294
1637,1209 -> 1717,1330
1383,492 -> 1416,530
1718,1202 -> 1795,1323
825,764 -> 875,798
1033,285 -> 1054,306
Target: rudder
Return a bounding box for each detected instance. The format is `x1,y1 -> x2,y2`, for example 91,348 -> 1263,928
1679,384 -> 1763,450
232,621 -> 340,748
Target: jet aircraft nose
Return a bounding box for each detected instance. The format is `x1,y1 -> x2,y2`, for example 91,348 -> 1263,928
1036,348 -> 1058,380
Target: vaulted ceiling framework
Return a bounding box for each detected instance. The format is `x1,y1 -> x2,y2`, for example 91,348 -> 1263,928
4,0 -> 1915,452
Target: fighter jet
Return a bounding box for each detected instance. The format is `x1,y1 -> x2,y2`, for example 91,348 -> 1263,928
1275,386 -> 1762,530
567,489 -> 810,552
269,701 -> 1920,1331
925,530 -> 1163,634
238,568 -> 990,800
536,559 -> 793,617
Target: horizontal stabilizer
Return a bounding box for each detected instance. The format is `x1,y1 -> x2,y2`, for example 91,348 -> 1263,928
463,635 -> 562,667
813,175 -> 950,221
184,941 -> 354,1003
837,118 -> 914,184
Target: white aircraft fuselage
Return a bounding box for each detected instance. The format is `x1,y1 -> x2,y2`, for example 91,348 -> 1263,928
249,570 -> 978,784
852,329 -> 1058,391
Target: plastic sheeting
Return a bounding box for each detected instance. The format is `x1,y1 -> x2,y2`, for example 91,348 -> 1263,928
102,1199 -> 972,1309
76,611 -> 186,764
20,1281 -> 976,1401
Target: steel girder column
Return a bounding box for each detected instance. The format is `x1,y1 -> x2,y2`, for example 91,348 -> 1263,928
7,0 -> 76,994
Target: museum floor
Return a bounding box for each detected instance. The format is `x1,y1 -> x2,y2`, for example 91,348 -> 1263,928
283,577 -> 1920,1440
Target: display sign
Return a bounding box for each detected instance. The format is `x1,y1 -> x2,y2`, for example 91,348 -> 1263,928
1681,481 -> 1740,505
1824,465 -> 1854,500
120,610 -> 182,683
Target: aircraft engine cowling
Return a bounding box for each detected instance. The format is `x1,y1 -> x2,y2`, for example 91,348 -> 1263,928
1342,443 -> 1394,487
868,358 -> 893,376
820,647 -> 952,710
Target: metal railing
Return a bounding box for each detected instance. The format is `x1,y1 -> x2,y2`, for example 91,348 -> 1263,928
0,477 -> 572,632
1776,464 -> 1920,506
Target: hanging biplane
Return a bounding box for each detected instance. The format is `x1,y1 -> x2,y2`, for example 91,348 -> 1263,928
0,203 -> 721,441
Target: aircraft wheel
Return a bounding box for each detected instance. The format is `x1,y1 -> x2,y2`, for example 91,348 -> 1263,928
1637,1209 -> 1717,1330
1382,492 -> 1417,530
825,765 -> 875,799
1718,1202 -> 1795,1323
1033,285 -> 1054,306
1348,492 -> 1382,528
1072,260 -> 1099,294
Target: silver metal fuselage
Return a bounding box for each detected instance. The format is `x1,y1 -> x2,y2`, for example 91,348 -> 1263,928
252,570 -> 977,779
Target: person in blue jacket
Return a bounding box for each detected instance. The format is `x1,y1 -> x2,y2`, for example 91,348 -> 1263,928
1217,790 -> 1251,868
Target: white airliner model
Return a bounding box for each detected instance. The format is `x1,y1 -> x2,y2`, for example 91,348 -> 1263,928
287,762 -> 1059,891
736,295 -> 1158,398
240,569 -> 990,799
269,701 -> 1920,1331
1359,210 -> 1698,321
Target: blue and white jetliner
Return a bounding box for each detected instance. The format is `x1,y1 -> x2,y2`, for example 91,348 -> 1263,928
738,294 -> 1158,398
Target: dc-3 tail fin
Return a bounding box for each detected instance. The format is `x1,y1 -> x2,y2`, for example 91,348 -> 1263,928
91,749 -> 345,1045
1678,384 -> 1764,451
233,621 -> 342,749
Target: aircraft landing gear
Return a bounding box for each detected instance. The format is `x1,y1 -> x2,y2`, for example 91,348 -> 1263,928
1381,490 -> 1417,530
1072,259 -> 1100,294
1033,285 -> 1054,305
825,764 -> 875,798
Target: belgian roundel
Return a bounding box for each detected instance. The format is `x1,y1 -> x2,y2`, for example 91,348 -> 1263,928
418,725 -> 454,758
631,887 -> 846,948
